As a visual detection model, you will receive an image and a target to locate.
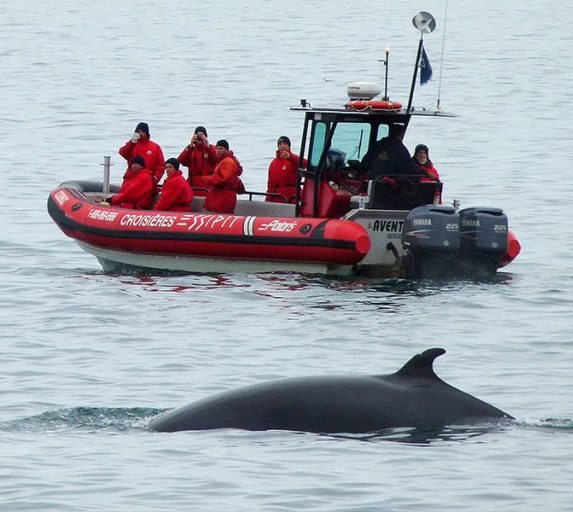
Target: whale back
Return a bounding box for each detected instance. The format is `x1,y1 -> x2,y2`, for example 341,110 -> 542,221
149,348 -> 513,433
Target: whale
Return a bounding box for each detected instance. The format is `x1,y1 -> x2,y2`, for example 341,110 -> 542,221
148,348 -> 513,434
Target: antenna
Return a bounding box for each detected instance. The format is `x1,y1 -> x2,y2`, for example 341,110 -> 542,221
379,48 -> 390,101
407,11 -> 436,112
436,0 -> 449,110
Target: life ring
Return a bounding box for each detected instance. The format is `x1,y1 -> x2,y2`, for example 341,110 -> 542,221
346,99 -> 403,111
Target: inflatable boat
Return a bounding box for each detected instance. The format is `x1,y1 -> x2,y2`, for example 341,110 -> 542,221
47,12 -> 521,278
47,174 -> 519,277
48,181 -> 371,275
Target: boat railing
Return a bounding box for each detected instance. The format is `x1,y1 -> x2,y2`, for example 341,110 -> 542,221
241,190 -> 291,204
191,187 -> 290,204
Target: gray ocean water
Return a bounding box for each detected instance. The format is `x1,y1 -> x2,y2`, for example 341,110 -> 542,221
2,0 -> 573,510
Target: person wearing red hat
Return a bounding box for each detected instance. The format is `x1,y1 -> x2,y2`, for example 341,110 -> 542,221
203,140 -> 242,214
119,122 -> 165,186
265,135 -> 304,203
107,156 -> 154,209
154,158 -> 194,212
177,125 -> 218,197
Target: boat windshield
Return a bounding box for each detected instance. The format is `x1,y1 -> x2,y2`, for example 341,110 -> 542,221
308,120 -> 389,172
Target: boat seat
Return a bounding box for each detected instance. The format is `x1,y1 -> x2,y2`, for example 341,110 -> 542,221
191,196 -> 207,212
300,178 -> 352,218
189,196 -> 296,217
235,200 -> 295,217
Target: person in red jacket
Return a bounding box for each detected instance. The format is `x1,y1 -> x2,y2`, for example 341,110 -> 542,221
412,144 -> 440,182
119,122 -> 165,187
118,165 -> 136,193
107,156 -> 154,209
412,143 -> 442,204
204,140 -> 241,214
117,154 -> 141,193
265,135 -> 305,203
154,158 -> 194,212
177,125 -> 218,197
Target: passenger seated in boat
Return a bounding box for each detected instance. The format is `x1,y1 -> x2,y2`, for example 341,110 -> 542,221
177,125 -> 218,197
412,144 -> 441,204
154,158 -> 194,212
361,124 -> 424,182
118,122 -> 165,190
266,135 -> 305,204
203,140 -> 242,214
105,156 -> 154,209
412,144 -> 440,182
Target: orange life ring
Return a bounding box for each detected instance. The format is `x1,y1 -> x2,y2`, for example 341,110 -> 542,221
346,99 -> 403,111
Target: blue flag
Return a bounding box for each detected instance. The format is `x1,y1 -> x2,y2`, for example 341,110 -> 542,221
420,46 -> 433,85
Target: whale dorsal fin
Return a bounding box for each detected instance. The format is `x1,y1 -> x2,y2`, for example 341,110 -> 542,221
394,348 -> 446,380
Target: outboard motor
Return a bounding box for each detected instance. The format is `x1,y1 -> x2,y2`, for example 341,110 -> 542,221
459,207 -> 508,275
402,205 -> 460,278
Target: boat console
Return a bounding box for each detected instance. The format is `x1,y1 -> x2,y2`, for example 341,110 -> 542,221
368,180 -> 442,210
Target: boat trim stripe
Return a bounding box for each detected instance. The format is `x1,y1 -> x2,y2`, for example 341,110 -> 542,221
243,216 -> 256,236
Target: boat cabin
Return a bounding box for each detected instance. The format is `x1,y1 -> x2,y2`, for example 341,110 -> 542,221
292,95 -> 452,219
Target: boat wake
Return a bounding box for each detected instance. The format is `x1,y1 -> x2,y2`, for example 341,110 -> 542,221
517,418 -> 573,433
0,407 -> 164,433
330,424 -> 512,445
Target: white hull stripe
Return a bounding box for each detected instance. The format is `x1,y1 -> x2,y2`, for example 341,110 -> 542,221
243,216 -> 256,236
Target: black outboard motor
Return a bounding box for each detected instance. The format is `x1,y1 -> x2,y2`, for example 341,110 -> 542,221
459,207 -> 508,275
402,205 -> 460,278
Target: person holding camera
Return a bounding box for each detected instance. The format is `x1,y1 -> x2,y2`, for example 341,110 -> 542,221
266,135 -> 304,203
177,125 -> 218,197
119,122 -> 165,187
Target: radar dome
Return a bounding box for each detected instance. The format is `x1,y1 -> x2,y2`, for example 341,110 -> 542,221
346,82 -> 382,101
